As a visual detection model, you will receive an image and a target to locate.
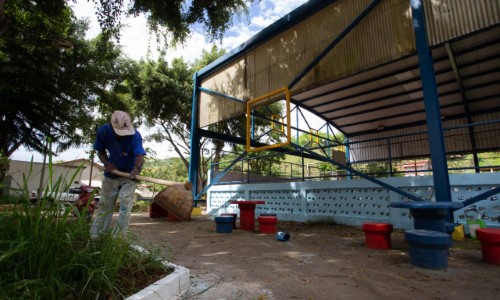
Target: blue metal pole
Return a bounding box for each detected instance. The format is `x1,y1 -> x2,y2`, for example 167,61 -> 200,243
195,152 -> 247,200
462,186 -> 499,208
198,87 -> 246,104
188,73 -> 201,202
387,138 -> 393,176
411,1 -> 452,212
294,143 -> 423,202
326,125 -> 331,159
302,151 -> 305,181
251,113 -> 255,140
345,138 -> 351,180
296,106 -> 299,143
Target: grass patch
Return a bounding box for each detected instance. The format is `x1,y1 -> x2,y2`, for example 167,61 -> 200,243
1,149 -> 171,299
0,199 -> 171,299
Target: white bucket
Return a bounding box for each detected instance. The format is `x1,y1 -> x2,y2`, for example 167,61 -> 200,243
468,223 -> 481,238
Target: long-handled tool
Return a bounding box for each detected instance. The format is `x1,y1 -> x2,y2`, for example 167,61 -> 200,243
111,170 -> 194,220
111,170 -> 192,190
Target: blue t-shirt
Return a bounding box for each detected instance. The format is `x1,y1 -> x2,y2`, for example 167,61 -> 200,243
94,123 -> 147,178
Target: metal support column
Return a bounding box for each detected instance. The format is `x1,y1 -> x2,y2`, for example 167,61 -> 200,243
188,73 -> 201,202
301,151 -> 305,181
388,138 -> 393,176
345,138 -> 351,180
327,125 -> 331,159
296,106 -> 299,143
411,1 -> 452,213
195,152 -> 247,200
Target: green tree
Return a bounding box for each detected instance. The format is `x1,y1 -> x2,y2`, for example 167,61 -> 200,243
94,58 -> 143,130
193,44 -> 227,72
292,130 -> 346,177
0,0 -> 8,35
0,1 -> 68,35
135,46 -> 228,190
217,100 -> 288,179
362,162 -> 392,177
0,2 -> 124,155
478,152 -> 500,169
293,130 -> 345,150
0,1 -> 128,186
110,0 -> 256,45
245,150 -> 285,177
0,1 -> 256,46
141,157 -> 188,191
0,153 -> 8,196
137,57 -> 193,162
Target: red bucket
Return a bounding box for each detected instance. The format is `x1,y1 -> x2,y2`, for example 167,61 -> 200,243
476,228 -> 500,265
258,216 -> 278,234
362,222 -> 393,250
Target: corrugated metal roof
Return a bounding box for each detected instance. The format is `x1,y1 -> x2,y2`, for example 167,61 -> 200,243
197,0 -> 500,161
298,25 -> 500,138
424,0 -> 500,45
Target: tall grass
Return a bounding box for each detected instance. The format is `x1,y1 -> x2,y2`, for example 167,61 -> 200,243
0,153 -> 170,299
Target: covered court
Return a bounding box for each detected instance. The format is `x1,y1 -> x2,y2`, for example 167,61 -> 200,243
187,0 -> 500,230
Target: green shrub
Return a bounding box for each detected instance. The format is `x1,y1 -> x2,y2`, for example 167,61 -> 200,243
0,198 -> 170,299
0,154 -> 170,299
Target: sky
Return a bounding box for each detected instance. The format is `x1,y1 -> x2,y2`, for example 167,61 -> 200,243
73,0 -> 310,63
11,0 -> 318,163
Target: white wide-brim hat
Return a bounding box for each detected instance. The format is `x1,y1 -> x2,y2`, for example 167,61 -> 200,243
111,111 -> 135,136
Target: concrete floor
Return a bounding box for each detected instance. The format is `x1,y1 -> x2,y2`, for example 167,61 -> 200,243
128,212 -> 500,300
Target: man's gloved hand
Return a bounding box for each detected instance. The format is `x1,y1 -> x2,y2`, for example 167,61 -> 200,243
105,162 -> 117,174
129,168 -> 141,180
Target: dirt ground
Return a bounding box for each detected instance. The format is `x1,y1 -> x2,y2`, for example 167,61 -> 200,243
128,212 -> 500,300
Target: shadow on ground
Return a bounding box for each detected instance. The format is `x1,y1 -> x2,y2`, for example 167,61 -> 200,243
128,212 -> 500,300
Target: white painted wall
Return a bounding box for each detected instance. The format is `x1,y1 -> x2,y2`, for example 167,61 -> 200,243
207,173 -> 500,230
4,159 -> 104,197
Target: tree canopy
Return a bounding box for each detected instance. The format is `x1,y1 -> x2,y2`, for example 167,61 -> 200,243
0,0 -> 302,193
0,0 -> 260,193
1,1 -> 257,46
0,1 -> 128,159
0,0 -> 259,159
130,45 -> 230,189
131,56 -> 199,184
104,0 -> 256,45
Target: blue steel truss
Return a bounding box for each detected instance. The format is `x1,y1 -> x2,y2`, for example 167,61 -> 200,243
188,0 -> 499,212
411,0 -> 451,211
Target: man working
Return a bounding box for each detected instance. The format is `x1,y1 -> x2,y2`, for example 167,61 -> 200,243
91,110 -> 146,238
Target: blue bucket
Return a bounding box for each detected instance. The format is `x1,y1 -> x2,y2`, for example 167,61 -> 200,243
405,229 -> 451,270
215,216 -> 234,234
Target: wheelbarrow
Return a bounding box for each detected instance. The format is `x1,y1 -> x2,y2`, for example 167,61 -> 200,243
112,170 -> 194,221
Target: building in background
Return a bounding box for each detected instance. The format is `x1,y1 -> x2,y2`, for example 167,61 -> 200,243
3,159 -> 104,198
